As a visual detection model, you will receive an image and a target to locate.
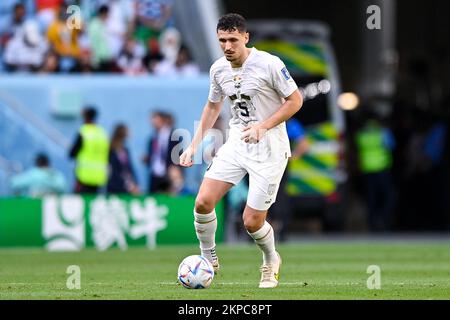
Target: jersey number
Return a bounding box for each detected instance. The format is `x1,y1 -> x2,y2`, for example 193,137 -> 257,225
237,102 -> 250,117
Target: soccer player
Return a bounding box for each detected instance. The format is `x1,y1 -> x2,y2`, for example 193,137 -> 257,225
179,13 -> 303,288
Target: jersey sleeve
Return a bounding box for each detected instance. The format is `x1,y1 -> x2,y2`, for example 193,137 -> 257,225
270,57 -> 298,98
208,65 -> 224,103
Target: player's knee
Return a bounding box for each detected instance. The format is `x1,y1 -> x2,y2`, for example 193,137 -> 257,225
195,196 -> 215,214
243,216 -> 264,233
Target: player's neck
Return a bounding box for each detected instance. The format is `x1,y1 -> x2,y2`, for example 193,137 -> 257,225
231,47 -> 252,68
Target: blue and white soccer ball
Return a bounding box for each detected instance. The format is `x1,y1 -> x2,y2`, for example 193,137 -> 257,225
177,255 -> 214,289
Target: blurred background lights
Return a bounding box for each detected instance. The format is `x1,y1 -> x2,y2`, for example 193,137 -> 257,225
338,92 -> 359,110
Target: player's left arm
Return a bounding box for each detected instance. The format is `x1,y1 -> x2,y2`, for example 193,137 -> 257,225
241,90 -> 303,143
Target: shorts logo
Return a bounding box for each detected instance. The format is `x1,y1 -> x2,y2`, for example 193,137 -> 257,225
265,199 -> 272,204
281,67 -> 291,81
267,184 -> 277,196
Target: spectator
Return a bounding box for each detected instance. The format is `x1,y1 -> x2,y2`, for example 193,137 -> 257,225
423,114 -> 448,229
158,26 -> 180,64
154,44 -> 200,77
134,0 -> 174,53
355,112 -> 396,232
10,153 -> 66,197
69,49 -> 94,73
423,115 -> 447,168
105,0 -> 135,58
3,20 -> 48,72
36,0 -> 63,32
0,1 -> 28,43
142,40 -> 163,73
87,5 -> 116,71
394,108 -> 430,230
38,49 -> 60,73
107,123 -> 140,195
117,36 -> 147,75
0,3 -> 27,48
140,21 -> 180,74
142,110 -> 177,193
46,3 -> 81,72
69,106 -> 110,194
269,118 -> 309,241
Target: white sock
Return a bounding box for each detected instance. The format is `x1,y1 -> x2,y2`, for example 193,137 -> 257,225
194,210 -> 217,263
248,221 -> 278,265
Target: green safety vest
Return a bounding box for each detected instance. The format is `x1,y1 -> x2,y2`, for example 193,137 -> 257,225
75,124 -> 109,186
355,125 -> 392,173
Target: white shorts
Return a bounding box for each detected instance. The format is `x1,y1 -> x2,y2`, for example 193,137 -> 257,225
204,141 -> 288,211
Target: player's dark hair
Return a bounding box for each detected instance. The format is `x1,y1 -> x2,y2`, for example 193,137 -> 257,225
217,13 -> 247,33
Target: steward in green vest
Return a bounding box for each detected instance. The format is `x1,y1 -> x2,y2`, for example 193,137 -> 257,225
355,120 -> 393,174
354,117 -> 395,232
69,107 -> 109,193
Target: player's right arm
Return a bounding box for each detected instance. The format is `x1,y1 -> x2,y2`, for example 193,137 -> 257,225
179,100 -> 223,167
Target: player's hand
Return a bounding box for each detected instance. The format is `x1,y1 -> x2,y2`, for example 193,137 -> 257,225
241,124 -> 267,144
179,146 -> 195,167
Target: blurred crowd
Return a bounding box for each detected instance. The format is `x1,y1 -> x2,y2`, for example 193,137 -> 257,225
390,103 -> 449,231
0,0 -> 200,76
11,106 -> 195,198
346,102 -> 450,231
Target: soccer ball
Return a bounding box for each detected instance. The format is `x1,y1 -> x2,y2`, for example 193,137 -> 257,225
177,255 -> 214,289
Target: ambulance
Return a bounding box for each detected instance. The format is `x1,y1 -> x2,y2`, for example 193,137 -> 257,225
248,20 -> 347,230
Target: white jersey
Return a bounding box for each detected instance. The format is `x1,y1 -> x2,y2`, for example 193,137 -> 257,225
208,47 -> 298,162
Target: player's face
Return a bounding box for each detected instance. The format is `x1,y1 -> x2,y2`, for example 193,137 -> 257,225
217,29 -> 249,65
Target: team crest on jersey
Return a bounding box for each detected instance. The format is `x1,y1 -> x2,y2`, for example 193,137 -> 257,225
233,75 -> 242,82
233,75 -> 243,88
281,67 -> 291,80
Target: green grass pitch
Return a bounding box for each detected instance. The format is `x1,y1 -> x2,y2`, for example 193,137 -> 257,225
0,242 -> 449,300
